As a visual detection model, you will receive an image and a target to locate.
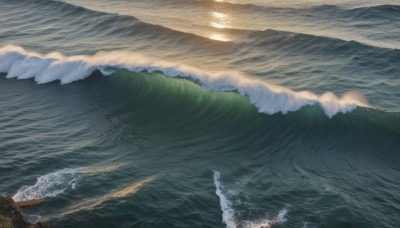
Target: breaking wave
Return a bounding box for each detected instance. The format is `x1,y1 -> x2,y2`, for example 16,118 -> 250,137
0,45 -> 368,117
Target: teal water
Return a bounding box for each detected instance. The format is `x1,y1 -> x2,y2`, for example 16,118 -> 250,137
0,0 -> 400,227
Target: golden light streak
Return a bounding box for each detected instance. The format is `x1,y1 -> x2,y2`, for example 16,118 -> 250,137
211,11 -> 228,20
209,33 -> 229,41
208,11 -> 231,41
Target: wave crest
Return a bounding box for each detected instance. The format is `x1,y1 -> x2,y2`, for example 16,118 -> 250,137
0,45 -> 368,117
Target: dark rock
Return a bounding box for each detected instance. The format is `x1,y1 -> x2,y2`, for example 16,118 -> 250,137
0,215 -> 13,228
0,196 -> 50,228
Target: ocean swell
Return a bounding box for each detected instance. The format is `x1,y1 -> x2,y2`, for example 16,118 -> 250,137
0,45 -> 368,117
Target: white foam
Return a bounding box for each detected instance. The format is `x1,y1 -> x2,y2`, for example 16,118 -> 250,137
12,168 -> 80,202
213,170 -> 236,228
276,208 -> 288,223
213,171 -> 289,228
12,163 -> 126,202
0,45 -> 368,117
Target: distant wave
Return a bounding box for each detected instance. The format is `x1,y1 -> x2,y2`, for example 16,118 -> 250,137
99,0 -> 400,16
112,0 -> 400,21
2,0 -> 129,19
1,0 -> 214,43
0,45 -> 368,117
212,2 -> 400,21
246,29 -> 400,58
348,4 -> 400,20
3,0 -> 399,51
53,0 -> 400,50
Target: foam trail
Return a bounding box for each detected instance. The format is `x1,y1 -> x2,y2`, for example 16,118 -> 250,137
12,168 -> 79,202
80,162 -> 127,175
212,171 -> 288,228
213,170 -> 236,228
12,163 -> 126,202
58,175 -> 157,217
0,45 -> 368,117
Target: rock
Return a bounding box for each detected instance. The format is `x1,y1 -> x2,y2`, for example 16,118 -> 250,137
0,215 -> 13,228
0,196 -> 50,228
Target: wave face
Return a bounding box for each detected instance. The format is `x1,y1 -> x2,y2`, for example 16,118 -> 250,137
1,0 -> 400,227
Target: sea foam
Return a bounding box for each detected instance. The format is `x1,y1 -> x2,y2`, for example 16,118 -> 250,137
213,170 -> 236,228
213,170 -> 288,228
0,45 -> 368,117
12,168 -> 80,202
12,163 -> 126,202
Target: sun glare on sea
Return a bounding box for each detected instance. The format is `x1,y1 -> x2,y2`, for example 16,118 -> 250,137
208,10 -> 231,41
210,12 -> 229,29
209,33 -> 229,41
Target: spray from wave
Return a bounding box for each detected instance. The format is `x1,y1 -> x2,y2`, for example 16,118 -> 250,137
0,45 -> 368,117
213,170 -> 288,228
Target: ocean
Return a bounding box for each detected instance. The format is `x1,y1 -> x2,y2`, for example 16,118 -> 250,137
0,0 -> 399,227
